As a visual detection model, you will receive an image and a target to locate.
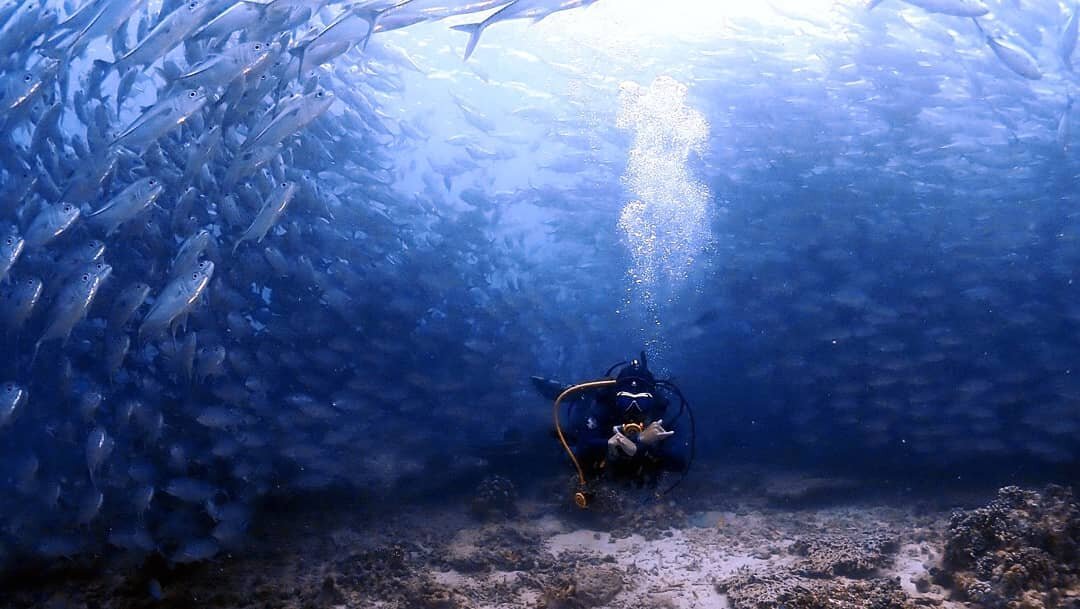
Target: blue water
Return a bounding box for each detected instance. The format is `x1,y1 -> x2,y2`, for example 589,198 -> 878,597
0,0 -> 1077,577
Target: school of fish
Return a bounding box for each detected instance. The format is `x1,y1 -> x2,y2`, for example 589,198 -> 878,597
0,0 -> 1079,572
0,0 -> 601,570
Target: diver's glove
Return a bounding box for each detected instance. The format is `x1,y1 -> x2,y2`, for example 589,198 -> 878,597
608,428 -> 637,459
639,420 -> 675,446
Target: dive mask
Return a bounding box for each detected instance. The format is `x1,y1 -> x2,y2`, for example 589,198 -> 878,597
617,391 -> 654,419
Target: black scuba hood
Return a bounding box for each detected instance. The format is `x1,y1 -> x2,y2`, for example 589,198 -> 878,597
614,351 -> 656,391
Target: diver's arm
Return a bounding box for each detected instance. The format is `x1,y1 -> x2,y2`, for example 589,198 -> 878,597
649,425 -> 688,471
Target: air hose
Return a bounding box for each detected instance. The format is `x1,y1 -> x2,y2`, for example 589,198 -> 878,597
553,379 -> 616,508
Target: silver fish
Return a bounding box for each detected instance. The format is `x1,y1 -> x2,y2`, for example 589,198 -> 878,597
163,477 -> 216,502
177,41 -> 277,89
139,260 -> 214,341
0,276 -> 42,332
29,102 -> 63,159
245,89 -> 335,149
901,0 -> 989,16
0,231 -> 24,282
64,0 -> 150,58
24,202 -> 80,250
113,0 -> 214,70
60,154 -> 118,202
33,263 -> 112,359
0,381 -> 27,427
195,344 -> 227,382
103,333 -> 131,380
973,19 -> 1042,80
233,181 -> 297,253
171,228 -> 211,277
0,57 -> 60,117
88,177 -> 164,236
1062,2 -> 1079,71
0,1 -> 57,58
224,144 -> 281,188
451,0 -> 599,60
194,1 -> 269,42
108,281 -> 151,331
182,126 -> 222,183
1059,95 -> 1073,154
52,239 -> 106,285
111,89 -> 209,151
86,426 -> 114,486
290,4 -> 384,76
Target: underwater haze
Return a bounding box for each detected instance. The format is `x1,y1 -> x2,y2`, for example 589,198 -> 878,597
0,0 -> 1078,580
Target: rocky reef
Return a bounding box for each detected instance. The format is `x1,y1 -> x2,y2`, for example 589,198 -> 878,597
716,529 -> 911,609
939,485 -> 1079,609
470,475 -> 519,520
716,569 -> 917,609
791,532 -> 900,577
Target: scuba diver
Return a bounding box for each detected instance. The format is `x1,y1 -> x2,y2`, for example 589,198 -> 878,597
532,352 -> 694,508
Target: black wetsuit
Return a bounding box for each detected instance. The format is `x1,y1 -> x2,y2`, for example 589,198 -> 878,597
571,385 -> 687,487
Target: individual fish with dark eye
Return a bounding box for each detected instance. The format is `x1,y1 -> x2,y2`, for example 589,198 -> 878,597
244,89 -> 335,150
0,166 -> 38,218
181,126 -> 222,184
0,276 -> 42,333
23,202 -> 80,250
47,239 -> 106,297
224,143 -> 282,189
31,262 -> 112,364
175,41 -> 279,91
139,260 -> 214,342
109,89 -> 210,151
0,381 -> 27,428
171,228 -> 212,278
194,1 -> 273,43
0,230 -> 24,283
87,176 -> 164,236
0,1 -> 58,59
0,56 -> 60,121
233,181 -> 297,253
105,0 -> 214,73
289,4 -> 382,79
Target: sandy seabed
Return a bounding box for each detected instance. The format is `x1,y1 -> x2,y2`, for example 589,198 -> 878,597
3,466 -> 1075,609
